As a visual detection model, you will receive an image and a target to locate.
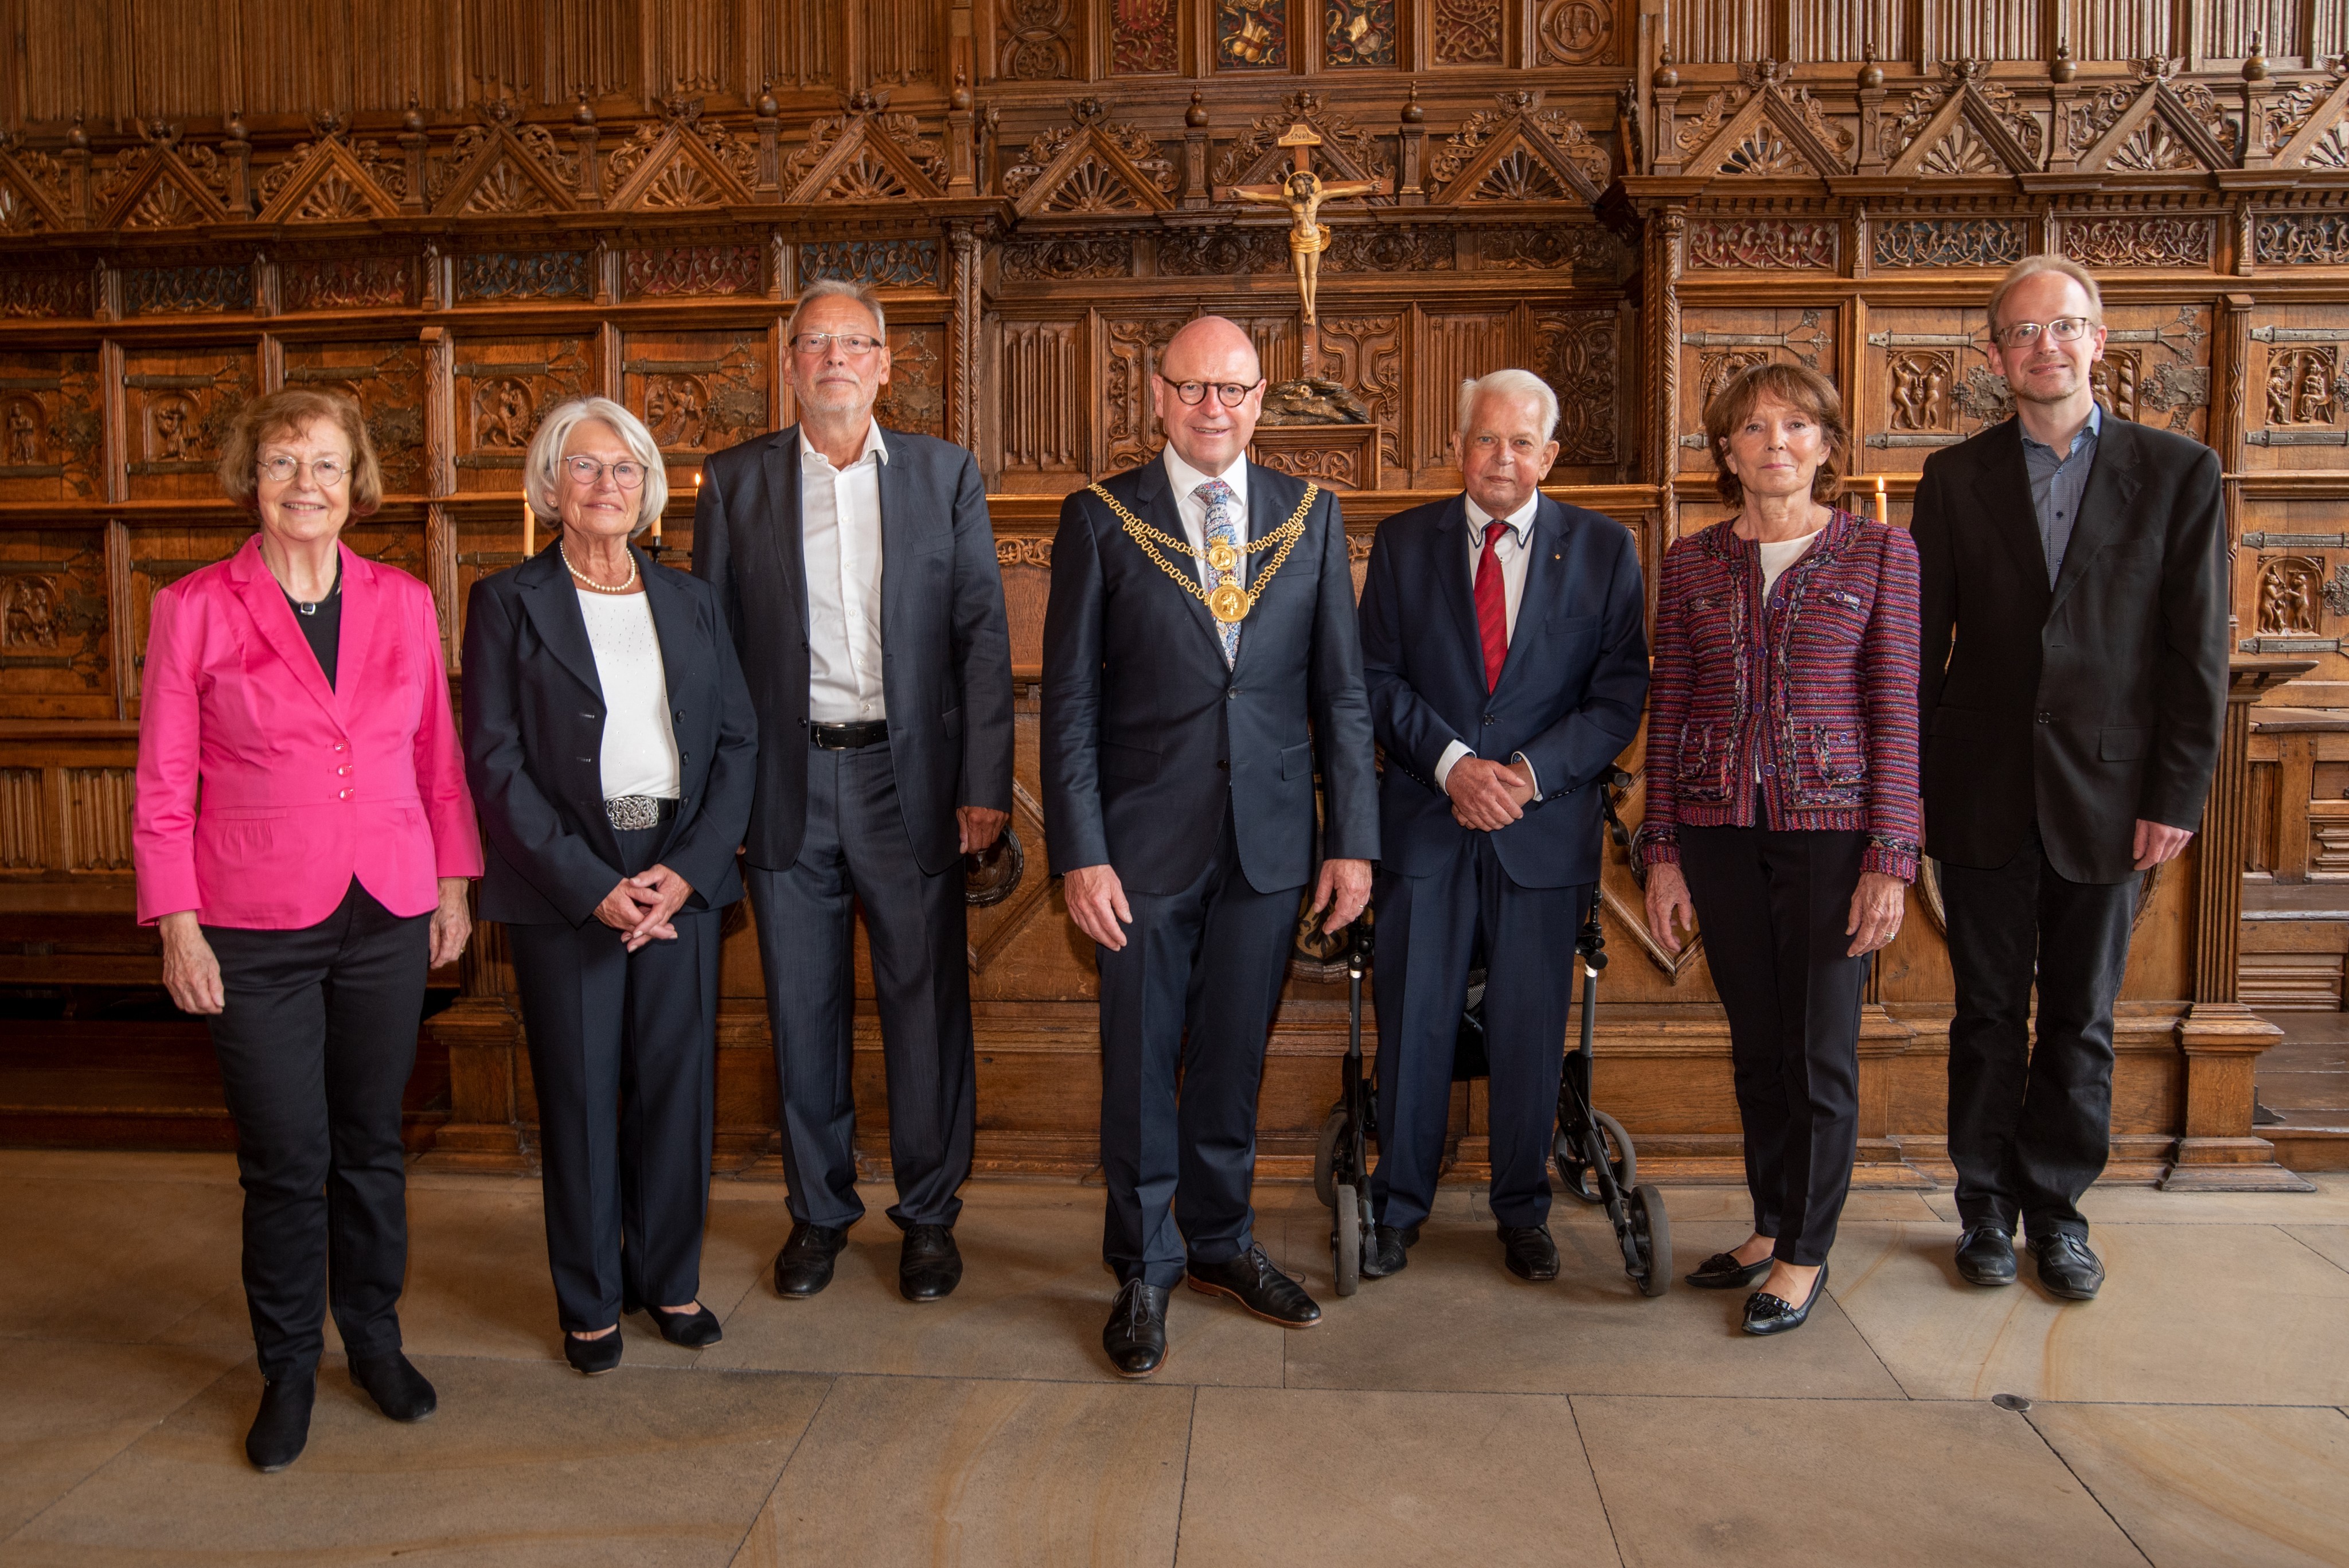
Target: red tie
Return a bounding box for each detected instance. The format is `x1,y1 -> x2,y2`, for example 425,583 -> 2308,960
1474,518 -> 1510,691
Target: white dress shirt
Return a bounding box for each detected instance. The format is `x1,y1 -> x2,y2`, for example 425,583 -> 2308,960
1434,491 -> 1543,798
801,420 -> 889,724
575,589 -> 682,800
1159,444 -> 1251,592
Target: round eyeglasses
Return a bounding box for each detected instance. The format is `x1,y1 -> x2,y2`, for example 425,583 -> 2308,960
1159,376 -> 1265,408
564,456 -> 647,490
1996,316 -> 2097,348
257,455 -> 349,486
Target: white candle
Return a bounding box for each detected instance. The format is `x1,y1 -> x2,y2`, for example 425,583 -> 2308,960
522,497 -> 533,558
1874,475 -> 1889,528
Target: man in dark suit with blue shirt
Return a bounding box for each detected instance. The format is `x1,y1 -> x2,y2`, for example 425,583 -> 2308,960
1356,368 -> 1649,1283
1043,315 -> 1378,1378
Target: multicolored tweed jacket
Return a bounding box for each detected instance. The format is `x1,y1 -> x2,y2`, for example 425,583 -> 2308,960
1631,506 -> 1924,881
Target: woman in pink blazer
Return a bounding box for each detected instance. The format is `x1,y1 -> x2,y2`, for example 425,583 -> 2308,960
132,388 -> 481,1473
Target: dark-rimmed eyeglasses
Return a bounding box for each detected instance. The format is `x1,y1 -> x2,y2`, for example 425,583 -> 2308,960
257,455 -> 349,486
1995,316 -> 2097,348
564,455 -> 647,489
791,332 -> 883,357
1159,375 -> 1265,408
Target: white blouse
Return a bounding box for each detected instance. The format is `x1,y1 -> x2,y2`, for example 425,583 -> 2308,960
575,590 -> 681,800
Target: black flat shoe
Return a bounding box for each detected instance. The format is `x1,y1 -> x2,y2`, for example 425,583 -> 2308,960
1743,1262 -> 1829,1336
1498,1224 -> 1559,1281
1102,1280 -> 1170,1378
245,1375 -> 314,1473
899,1223 -> 963,1302
1956,1223 -> 2018,1287
2028,1232 -> 2104,1300
647,1304 -> 723,1348
1685,1251 -> 1772,1290
1187,1244 -> 1321,1327
564,1328 -> 623,1375
774,1222 -> 849,1298
348,1351 -> 436,1421
1359,1223 -> 1417,1280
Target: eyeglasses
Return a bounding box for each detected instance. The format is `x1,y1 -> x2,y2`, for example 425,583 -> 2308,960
791,332 -> 883,357
564,455 -> 647,489
1160,376 -> 1265,408
1995,316 -> 2097,348
257,455 -> 349,486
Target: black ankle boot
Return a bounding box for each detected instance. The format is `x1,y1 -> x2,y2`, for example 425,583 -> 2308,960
245,1374 -> 315,1472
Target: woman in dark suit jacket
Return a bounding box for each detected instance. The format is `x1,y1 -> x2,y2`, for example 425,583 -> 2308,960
462,396 -> 756,1374
1632,361 -> 1921,1336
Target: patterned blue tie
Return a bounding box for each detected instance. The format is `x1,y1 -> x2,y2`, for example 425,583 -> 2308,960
1197,478 -> 1242,666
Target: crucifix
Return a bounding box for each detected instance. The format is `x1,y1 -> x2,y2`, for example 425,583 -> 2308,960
1224,123 -> 1387,375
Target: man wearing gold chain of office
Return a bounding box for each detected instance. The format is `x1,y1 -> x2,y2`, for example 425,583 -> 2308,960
1041,315 -> 1379,1378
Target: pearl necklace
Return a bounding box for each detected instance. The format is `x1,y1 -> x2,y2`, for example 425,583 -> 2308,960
560,540 -> 639,594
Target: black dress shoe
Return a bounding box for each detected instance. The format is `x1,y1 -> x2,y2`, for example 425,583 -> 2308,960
2028,1232 -> 2104,1300
1955,1223 -> 2018,1287
899,1224 -> 963,1302
1359,1223 -> 1417,1280
1187,1244 -> 1322,1327
1685,1251 -> 1773,1290
774,1222 -> 848,1298
348,1351 -> 436,1421
1102,1280 -> 1170,1378
564,1328 -> 623,1376
1498,1224 -> 1559,1281
1743,1261 -> 1829,1336
245,1375 -> 314,1473
647,1304 -> 723,1348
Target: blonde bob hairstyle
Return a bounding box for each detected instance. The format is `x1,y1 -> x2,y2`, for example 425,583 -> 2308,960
524,397 -> 670,537
1703,360 -> 1849,509
215,388 -> 384,516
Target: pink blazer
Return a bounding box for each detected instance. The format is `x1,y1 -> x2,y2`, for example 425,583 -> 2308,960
134,535 -> 482,930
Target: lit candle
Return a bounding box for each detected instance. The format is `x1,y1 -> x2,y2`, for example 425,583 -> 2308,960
1874,474 -> 1889,528
522,497 -> 533,558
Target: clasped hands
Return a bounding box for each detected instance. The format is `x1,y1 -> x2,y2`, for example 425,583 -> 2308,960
596,864 -> 693,951
1064,856 -> 1371,953
1448,756 -> 1536,832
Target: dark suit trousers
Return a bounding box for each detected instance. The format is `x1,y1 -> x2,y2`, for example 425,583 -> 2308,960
1679,822 -> 1869,1267
1368,837 -> 1586,1231
1942,821 -> 2139,1240
1097,809 -> 1298,1288
508,827 -> 721,1333
748,743 -> 974,1231
202,879 -> 430,1381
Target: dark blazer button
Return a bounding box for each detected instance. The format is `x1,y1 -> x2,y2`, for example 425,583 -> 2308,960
1217,758 -> 1230,771
674,710 -> 685,721
1482,714 -> 1497,726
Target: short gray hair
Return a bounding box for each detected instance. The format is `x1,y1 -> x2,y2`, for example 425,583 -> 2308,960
525,397 -> 670,537
786,277 -> 888,341
1456,369 -> 1560,442
1986,254 -> 2105,337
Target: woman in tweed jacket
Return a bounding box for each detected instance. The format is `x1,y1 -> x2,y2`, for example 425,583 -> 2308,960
1632,361 -> 1922,1336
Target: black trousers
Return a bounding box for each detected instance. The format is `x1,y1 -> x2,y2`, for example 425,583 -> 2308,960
1942,821 -> 2139,1241
1679,822 -> 1870,1267
202,878 -> 430,1381
1368,834 -> 1586,1231
747,743 -> 974,1231
1095,809 -> 1298,1288
508,825 -> 721,1333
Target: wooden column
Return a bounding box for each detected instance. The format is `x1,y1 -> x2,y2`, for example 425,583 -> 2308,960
2164,655 -> 2318,1192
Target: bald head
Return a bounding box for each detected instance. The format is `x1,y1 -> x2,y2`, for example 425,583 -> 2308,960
1153,315 -> 1266,473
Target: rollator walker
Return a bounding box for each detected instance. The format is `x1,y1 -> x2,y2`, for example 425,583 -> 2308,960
1313,767 -> 1671,1299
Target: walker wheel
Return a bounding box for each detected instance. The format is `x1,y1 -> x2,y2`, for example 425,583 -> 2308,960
1626,1183 -> 1671,1298
1333,1183 -> 1363,1297
1555,1109 -> 1636,1204
1314,1102 -> 1348,1210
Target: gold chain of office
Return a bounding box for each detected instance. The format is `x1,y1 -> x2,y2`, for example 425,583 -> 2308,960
1085,482 -> 1319,625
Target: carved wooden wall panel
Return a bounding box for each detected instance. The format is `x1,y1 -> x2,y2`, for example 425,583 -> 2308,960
2,0 -> 2342,1187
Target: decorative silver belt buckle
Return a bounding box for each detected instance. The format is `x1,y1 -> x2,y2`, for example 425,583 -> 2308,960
604,795 -> 661,830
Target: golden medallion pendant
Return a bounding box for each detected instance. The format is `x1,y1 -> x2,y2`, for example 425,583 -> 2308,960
1208,582 -> 1251,623
1206,541 -> 1239,575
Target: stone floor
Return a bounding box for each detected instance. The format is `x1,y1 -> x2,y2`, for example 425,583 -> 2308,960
3,1151 -> 2346,1567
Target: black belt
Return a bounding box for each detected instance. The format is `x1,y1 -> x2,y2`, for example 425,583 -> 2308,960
810,720 -> 888,750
